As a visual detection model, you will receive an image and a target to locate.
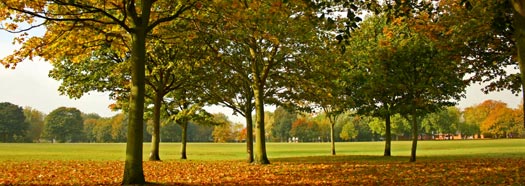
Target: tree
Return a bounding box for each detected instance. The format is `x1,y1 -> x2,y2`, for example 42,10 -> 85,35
94,119 -> 114,142
1,1 -> 198,183
264,111 -> 275,141
232,123 -> 245,142
164,88 -> 216,160
144,36 -> 209,161
440,0 -> 525,128
83,114 -> 101,143
187,121 -> 214,142
339,116 -> 358,141
511,104 -> 525,137
393,28 -> 465,162
109,113 -> 127,142
311,113 -> 331,142
421,107 -> 461,139
0,102 -> 28,142
271,107 -> 295,142
481,104 -> 517,138
289,117 -> 320,142
464,100 -> 518,138
347,12 -> 466,161
43,107 -> 83,143
368,114 -> 410,141
199,48 -> 256,162
199,0 -> 325,164
343,15 -> 404,157
212,113 -> 234,143
391,26 -> 465,162
292,49 -> 349,154
23,107 -> 44,142
160,121 -> 182,142
513,1 -> 525,127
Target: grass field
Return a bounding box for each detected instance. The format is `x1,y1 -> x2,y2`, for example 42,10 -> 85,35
1,139 -> 524,161
0,139 -> 524,185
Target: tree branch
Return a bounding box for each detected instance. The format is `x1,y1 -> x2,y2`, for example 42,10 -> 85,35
147,1 -> 195,32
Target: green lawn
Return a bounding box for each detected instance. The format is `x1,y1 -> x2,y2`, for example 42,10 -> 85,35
0,139 -> 523,161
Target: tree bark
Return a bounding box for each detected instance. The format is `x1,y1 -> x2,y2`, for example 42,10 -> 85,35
330,121 -> 336,156
512,0 -> 525,128
384,112 -> 392,156
122,31 -> 146,184
253,81 -> 270,164
244,96 -> 254,163
149,91 -> 163,161
181,121 -> 188,160
410,113 -> 418,162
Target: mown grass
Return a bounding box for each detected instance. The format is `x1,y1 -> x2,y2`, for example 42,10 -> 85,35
0,139 -> 523,161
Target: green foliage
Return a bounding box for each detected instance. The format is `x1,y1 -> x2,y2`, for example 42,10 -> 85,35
439,0 -> 519,94
339,122 -> 357,141
23,107 -> 45,142
368,114 -> 410,139
271,107 -> 296,142
43,107 -> 84,143
421,107 -> 461,136
0,102 -> 28,142
200,0 -> 330,164
212,113 -> 234,143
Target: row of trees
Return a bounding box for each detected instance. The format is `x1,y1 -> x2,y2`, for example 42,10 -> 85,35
3,99 -> 521,144
264,102 -> 525,143
0,102 -> 40,142
2,0 -> 525,184
0,102 -> 244,143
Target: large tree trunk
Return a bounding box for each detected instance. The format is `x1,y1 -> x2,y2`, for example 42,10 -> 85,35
149,91 -> 163,161
410,113 -> 418,162
384,112 -> 392,156
512,0 -> 525,128
253,82 -> 270,164
181,121 -> 188,160
122,31 -> 146,184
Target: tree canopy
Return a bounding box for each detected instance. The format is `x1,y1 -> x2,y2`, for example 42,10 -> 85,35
43,107 -> 83,143
0,102 -> 28,142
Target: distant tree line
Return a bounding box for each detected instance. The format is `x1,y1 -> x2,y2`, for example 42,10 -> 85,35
0,102 -> 243,143
264,101 -> 524,142
1,99 -> 521,144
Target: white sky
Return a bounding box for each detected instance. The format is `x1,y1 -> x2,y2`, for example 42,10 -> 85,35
0,31 -> 522,124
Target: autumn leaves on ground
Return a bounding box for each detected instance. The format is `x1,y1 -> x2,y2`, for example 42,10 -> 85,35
1,157 -> 524,185
1,140 -> 525,185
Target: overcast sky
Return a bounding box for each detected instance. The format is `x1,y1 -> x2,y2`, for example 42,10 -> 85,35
0,32 -> 521,124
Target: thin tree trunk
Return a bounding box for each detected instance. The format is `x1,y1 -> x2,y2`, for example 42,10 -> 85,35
149,91 -> 162,161
410,113 -> 418,162
181,121 -> 188,159
384,113 -> 392,156
244,82 -> 254,163
330,121 -> 336,156
122,31 -> 146,184
246,115 -> 254,163
245,102 -> 254,163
